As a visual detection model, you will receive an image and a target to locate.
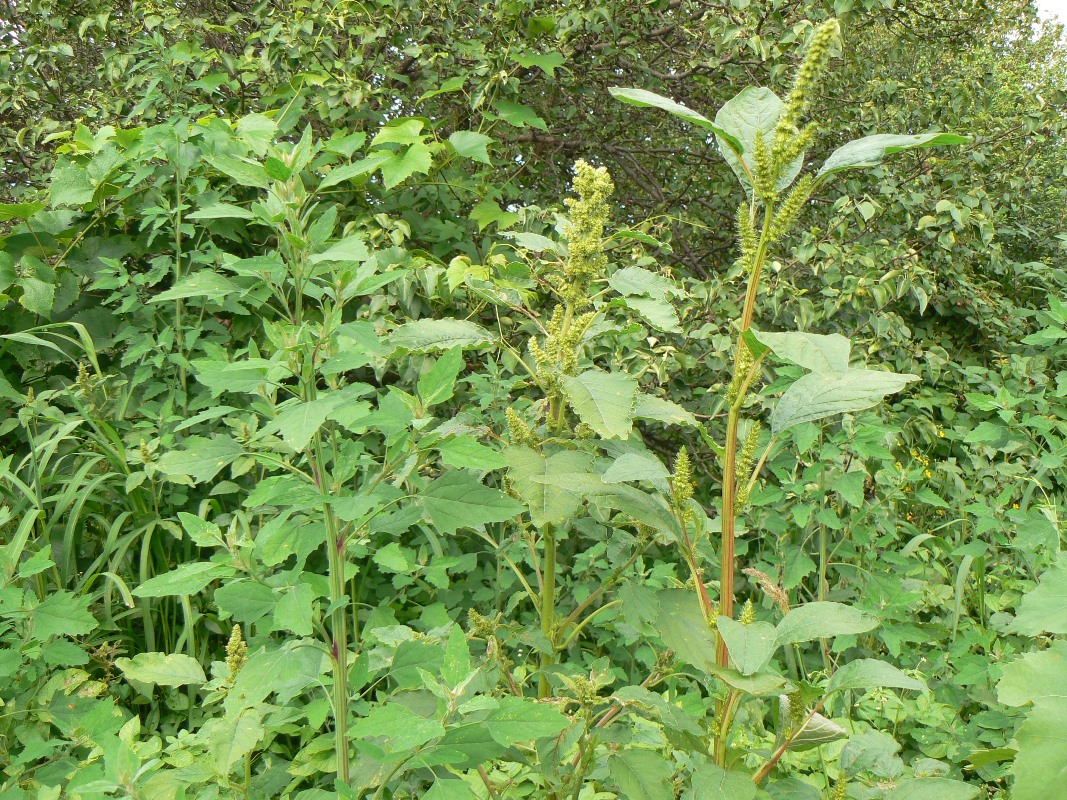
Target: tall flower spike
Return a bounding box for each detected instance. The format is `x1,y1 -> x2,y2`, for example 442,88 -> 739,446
562,160 -> 614,308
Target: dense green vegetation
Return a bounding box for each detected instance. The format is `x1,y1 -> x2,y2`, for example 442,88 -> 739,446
1,1 -> 1066,798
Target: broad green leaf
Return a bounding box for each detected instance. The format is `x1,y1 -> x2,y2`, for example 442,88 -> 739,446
418,347 -> 463,407
514,51 -> 565,76
390,318 -> 493,352
609,87 -> 743,154
192,358 -> 289,396
448,130 -> 493,164
350,703 -> 445,753
177,512 -> 224,547
379,142 -> 433,188
817,133 -> 968,178
225,643 -> 327,713
0,201 -> 46,220
771,369 -> 918,435
420,471 -> 525,534
492,100 -> 548,130
608,749 -> 674,800
150,272 -> 241,303
133,562 -> 234,597
154,434 -> 244,483
273,583 -> 317,636
202,153 -> 269,188
632,394 -> 698,427
214,579 -> 275,624
774,602 -> 879,647
1010,695 -> 1067,800
372,542 -> 415,574
1010,561 -> 1067,635
318,152 -> 393,189
209,710 -> 265,776
561,369 -> 638,439
691,764 -> 758,800
484,696 -> 570,745
609,266 -> 681,300
19,275 -> 55,316
235,112 -> 277,154
997,640 -> 1067,706
786,709 -> 848,752
187,202 -> 256,221
424,779 -> 475,800
115,652 -> 206,686
714,87 -> 802,191
268,395 -> 340,451
505,447 -> 593,527
717,617 -> 777,676
49,160 -> 95,206
602,452 -> 669,486
752,330 -> 851,375
32,591 -> 97,640
307,234 -> 370,264
655,589 -> 716,672
826,659 -> 925,694
437,436 -> 508,471
623,296 -> 681,332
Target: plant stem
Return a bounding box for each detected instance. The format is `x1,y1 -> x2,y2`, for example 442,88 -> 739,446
539,522 -> 557,699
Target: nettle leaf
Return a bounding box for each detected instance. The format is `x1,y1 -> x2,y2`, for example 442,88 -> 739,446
116,652 -> 206,686
390,318 -> 493,352
714,87 -> 803,191
1010,695 -> 1067,800
1010,561 -> 1067,635
817,132 -> 968,179
484,696 -> 570,745
717,617 -> 777,676
998,640 -> 1067,707
561,369 -> 638,439
826,659 -> 925,694
752,330 -> 850,375
771,369 -> 918,436
420,472 -> 525,534
133,562 -> 235,597
609,87 -> 743,154
609,749 -> 674,800
774,602 -> 879,647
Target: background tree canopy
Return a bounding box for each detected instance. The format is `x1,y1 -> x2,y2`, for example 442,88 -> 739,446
1,1 -> 1066,798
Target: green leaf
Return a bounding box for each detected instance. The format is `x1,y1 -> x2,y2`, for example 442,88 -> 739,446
424,779 -> 475,800
655,589 -> 716,672
609,266 -> 680,300
373,542 -> 415,574
177,512 -> 224,547
268,396 -> 339,451
154,434 -> 244,484
115,652 -> 207,686
133,562 -> 234,597
602,452 -> 669,486
714,87 -> 802,191
418,347 -> 463,407
691,764 -> 758,800
390,318 -> 493,352
202,153 -> 269,188
215,580 -> 275,624
19,275 -> 55,316
150,272 -> 241,303
505,447 -> 593,527
235,112 -> 278,155
420,472 -> 525,534
561,369 -> 638,439
771,369 -> 918,435
1010,561 -> 1067,635
0,201 -> 46,221
1010,695 -> 1067,800
826,659 -> 925,694
998,640 -> 1067,707
192,358 -> 289,396
492,100 -> 548,130
307,235 -> 370,264
209,710 -> 265,776
437,437 -> 508,471
623,296 -> 681,332
751,330 -> 851,375
379,142 -> 433,188
818,133 -> 968,178
833,471 -> 867,509
318,153 -> 393,189
774,602 -> 879,647
350,703 -> 445,752
609,87 -> 743,154
49,160 -> 95,206
632,394 -> 698,427
187,202 -> 256,221
448,130 -> 493,164
717,617 -> 777,676
32,591 -> 98,640
273,583 -> 317,636
470,199 -> 520,231
514,51 -> 566,76
484,696 -> 570,745
608,749 -> 674,800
